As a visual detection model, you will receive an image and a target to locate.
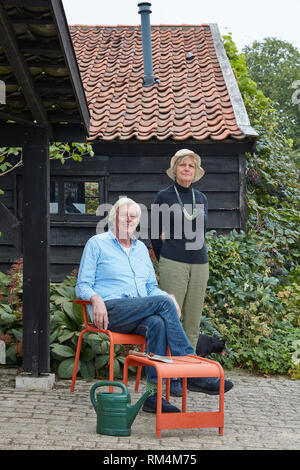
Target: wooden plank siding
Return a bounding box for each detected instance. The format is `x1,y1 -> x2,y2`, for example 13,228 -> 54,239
0,142 -> 248,281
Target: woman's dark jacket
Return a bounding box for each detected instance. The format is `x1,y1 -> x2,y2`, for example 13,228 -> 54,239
150,181 -> 208,264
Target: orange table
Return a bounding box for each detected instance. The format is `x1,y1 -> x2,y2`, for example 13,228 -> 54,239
123,354 -> 224,437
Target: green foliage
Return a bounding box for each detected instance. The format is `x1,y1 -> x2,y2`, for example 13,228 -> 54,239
222,33 -> 274,126
50,272 -> 130,380
203,231 -> 300,376
243,38 -> 300,150
0,263 -> 132,380
48,142 -> 94,164
223,33 -> 300,274
197,33 -> 300,378
0,260 -> 23,363
0,146 -> 21,176
0,142 -> 94,181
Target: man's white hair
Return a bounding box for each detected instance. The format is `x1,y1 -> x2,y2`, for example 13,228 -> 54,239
108,197 -> 141,222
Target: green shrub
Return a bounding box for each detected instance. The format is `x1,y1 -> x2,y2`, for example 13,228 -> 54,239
0,244 -> 299,378
0,260 -> 23,364
203,230 -> 300,377
50,270 -> 132,380
0,263 -> 132,380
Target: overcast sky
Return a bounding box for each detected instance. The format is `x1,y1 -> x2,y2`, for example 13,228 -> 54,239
62,0 -> 300,52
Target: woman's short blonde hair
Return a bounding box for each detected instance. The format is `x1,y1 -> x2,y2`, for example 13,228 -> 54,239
175,155 -> 198,170
108,197 -> 141,222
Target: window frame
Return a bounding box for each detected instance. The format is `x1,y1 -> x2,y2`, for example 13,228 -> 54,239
49,175 -> 106,222
17,172 -> 107,224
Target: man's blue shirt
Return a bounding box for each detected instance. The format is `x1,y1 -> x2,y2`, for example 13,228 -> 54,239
75,230 -> 167,320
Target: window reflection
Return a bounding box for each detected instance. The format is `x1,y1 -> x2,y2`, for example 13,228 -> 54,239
84,182 -> 99,214
50,182 -> 58,214
49,180 -> 100,215
64,182 -> 84,214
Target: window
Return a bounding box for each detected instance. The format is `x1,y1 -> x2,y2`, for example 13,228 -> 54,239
49,178 -> 104,218
16,175 -> 106,221
50,182 -> 59,214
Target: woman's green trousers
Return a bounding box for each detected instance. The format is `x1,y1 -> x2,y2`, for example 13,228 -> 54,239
158,256 -> 209,350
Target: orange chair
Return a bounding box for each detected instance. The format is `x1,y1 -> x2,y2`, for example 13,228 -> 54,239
70,299 -> 145,392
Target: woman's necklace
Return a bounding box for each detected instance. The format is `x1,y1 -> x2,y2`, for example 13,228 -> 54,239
173,184 -> 197,221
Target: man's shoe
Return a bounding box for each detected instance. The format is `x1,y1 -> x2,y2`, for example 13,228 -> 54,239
142,393 -> 180,413
170,378 -> 182,397
187,377 -> 234,395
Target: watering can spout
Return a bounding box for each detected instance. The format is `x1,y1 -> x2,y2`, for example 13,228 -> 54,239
127,390 -> 152,428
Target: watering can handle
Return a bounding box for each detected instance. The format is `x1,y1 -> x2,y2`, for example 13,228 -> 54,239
90,381 -> 129,411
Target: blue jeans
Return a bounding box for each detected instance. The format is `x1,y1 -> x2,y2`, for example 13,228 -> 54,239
104,295 -> 194,383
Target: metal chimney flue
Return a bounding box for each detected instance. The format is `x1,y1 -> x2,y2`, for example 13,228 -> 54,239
138,2 -> 159,87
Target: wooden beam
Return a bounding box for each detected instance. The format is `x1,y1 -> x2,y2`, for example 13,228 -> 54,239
0,111 -> 38,127
92,139 -> 257,156
19,40 -> 62,57
35,81 -> 74,95
0,80 -> 5,104
51,123 -> 88,142
239,153 -> 247,233
4,78 -> 74,95
1,0 -> 48,6
0,60 -> 66,69
0,202 -> 22,253
9,17 -> 54,25
50,0 -> 90,136
0,123 -> 87,145
0,4 -> 53,136
22,127 -> 50,375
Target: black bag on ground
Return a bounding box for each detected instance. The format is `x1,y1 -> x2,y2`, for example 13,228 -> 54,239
196,334 -> 225,357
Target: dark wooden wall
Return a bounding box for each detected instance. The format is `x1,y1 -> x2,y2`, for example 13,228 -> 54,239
0,140 -> 250,281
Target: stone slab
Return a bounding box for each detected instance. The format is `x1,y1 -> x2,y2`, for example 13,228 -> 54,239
15,373 -> 55,391
0,340 -> 5,364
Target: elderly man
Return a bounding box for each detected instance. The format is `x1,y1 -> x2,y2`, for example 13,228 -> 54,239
76,197 -> 233,413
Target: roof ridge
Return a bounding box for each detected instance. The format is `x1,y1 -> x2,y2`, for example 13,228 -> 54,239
69,24 -> 209,28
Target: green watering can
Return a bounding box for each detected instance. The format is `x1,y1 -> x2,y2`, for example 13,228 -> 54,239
90,381 -> 152,436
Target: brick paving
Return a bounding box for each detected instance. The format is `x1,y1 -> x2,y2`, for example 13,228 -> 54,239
0,368 -> 299,451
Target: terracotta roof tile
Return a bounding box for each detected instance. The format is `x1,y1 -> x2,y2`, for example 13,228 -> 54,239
70,24 -> 246,141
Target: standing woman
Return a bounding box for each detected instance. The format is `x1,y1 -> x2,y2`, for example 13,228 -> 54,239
151,149 -> 209,393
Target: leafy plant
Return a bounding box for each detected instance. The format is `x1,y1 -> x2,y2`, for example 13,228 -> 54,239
0,142 -> 94,182
0,260 -> 23,363
0,263 -> 132,380
211,33 -> 300,378
49,271 -> 129,380
203,230 -> 300,377
243,38 -> 300,150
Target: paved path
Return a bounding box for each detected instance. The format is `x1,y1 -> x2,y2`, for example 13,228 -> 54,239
0,368 -> 299,451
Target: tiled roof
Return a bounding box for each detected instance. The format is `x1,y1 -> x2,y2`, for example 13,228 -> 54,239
70,24 -> 248,142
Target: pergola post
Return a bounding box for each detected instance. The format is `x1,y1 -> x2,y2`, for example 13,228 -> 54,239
0,0 -> 90,389
22,127 -> 50,376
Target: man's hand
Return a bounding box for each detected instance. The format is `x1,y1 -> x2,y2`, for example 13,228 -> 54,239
167,294 -> 181,318
90,294 -> 109,329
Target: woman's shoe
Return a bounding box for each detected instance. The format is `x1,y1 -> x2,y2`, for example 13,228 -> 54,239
142,393 -> 180,413
170,378 -> 182,397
